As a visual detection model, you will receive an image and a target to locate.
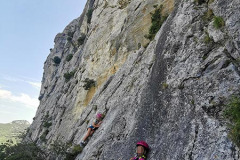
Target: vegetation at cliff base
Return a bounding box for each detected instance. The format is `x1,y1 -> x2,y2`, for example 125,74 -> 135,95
0,142 -> 46,160
224,96 -> 240,147
0,121 -> 30,145
0,129 -> 46,160
65,145 -> 83,160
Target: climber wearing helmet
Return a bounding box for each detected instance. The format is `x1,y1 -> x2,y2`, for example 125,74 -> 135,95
130,141 -> 150,160
80,113 -> 103,146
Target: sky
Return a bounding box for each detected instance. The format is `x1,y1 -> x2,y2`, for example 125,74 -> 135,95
0,0 -> 87,123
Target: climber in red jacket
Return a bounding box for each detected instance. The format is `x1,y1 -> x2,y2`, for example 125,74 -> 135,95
130,141 -> 150,160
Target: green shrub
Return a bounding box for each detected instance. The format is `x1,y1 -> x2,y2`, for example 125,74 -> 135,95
93,105 -> 97,111
145,5 -> 168,40
101,113 -> 106,119
64,70 -> 76,82
65,145 -> 82,160
44,113 -> 49,119
66,54 -> 73,62
208,0 -> 214,4
162,82 -> 168,89
72,145 -> 82,153
224,96 -> 240,147
202,9 -> 214,22
194,0 -> 206,5
78,34 -> 86,45
50,141 -> 69,156
67,37 -> 72,42
83,78 -> 96,90
0,142 -> 46,160
213,16 -> 225,29
40,135 -> 46,142
87,9 -> 93,24
204,31 -> 213,44
40,130 -> 49,142
43,122 -> 52,128
178,84 -> 184,90
86,120 -> 90,124
191,99 -> 195,105
67,32 -> 74,37
53,56 -> 61,65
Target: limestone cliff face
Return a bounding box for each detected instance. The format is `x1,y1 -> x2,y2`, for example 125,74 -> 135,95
29,0 -> 240,159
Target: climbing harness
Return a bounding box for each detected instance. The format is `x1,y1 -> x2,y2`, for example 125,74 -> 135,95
132,155 -> 146,160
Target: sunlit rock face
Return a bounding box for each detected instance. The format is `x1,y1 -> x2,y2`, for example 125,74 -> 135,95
29,0 -> 240,159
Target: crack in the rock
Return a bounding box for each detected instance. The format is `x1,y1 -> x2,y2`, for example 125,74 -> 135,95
134,2 -> 142,11
223,49 -> 240,76
189,124 -> 199,160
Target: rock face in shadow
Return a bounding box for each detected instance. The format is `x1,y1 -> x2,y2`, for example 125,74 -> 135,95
28,0 -> 240,159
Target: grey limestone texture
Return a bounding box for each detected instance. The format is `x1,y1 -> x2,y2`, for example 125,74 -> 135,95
28,0 -> 240,159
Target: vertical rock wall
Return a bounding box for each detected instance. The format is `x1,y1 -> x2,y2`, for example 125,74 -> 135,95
29,0 -> 240,159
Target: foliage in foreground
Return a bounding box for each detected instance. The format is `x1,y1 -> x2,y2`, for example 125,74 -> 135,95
0,139 -> 83,160
0,142 -> 46,160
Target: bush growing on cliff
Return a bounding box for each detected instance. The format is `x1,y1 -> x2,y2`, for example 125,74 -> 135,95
204,31 -> 213,44
49,141 -> 82,160
50,141 -> 69,156
83,78 -> 96,90
87,9 -> 93,24
53,56 -> 61,65
40,129 -> 49,142
194,0 -> 206,5
64,70 -> 76,82
66,54 -> 73,62
67,37 -> 72,42
202,9 -> 214,22
213,16 -> 225,29
67,32 -> 74,42
43,122 -> 52,128
224,96 -> 240,147
78,34 -> 86,45
208,0 -> 214,4
145,5 -> 168,40
162,82 -> 168,89
67,32 -> 74,38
